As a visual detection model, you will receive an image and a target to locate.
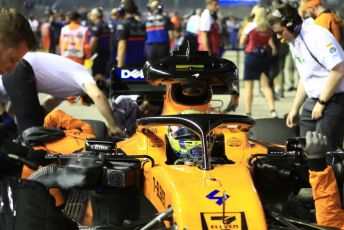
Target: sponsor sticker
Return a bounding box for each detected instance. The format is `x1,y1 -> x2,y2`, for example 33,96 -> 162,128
116,69 -> 144,80
326,42 -> 334,47
206,190 -> 230,205
227,137 -> 242,147
329,47 -> 337,54
200,212 -> 248,230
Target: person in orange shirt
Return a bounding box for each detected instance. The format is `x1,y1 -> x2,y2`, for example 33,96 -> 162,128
305,131 -> 344,229
300,0 -> 342,42
59,11 -> 90,65
21,109 -> 95,206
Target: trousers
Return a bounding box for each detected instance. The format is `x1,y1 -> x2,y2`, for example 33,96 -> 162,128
300,93 -> 344,151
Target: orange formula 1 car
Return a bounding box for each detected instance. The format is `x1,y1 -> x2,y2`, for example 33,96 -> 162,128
29,46 -> 342,230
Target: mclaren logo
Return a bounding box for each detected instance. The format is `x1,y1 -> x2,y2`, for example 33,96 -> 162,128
120,69 -> 144,80
192,73 -> 200,78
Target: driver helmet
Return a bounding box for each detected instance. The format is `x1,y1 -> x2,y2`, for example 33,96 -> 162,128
167,110 -> 203,158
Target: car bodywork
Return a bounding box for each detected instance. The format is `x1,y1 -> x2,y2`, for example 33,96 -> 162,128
29,46 -> 337,230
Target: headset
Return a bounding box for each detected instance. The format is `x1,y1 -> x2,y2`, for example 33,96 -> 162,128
147,0 -> 163,14
91,7 -> 104,19
118,5 -> 126,17
118,0 -> 138,16
271,5 -> 302,34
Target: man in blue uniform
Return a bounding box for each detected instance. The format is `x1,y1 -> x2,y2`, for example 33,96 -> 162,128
145,0 -> 173,62
89,7 -> 112,82
115,0 -> 146,68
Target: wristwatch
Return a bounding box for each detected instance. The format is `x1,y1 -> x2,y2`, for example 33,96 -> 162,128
317,98 -> 327,105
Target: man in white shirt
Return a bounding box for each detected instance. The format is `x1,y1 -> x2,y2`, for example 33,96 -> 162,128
184,8 -> 202,50
268,3 -> 344,150
0,8 -> 36,76
1,52 -> 121,136
198,0 -> 221,57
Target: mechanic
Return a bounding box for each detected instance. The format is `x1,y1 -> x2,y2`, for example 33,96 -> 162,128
0,8 -> 36,114
20,109 -> 96,207
112,94 -> 164,136
145,0 -> 173,62
115,0 -> 146,68
59,11 -> 90,65
0,8 -> 36,75
0,52 -> 122,135
300,0 -> 342,43
89,7 -> 112,82
305,131 -> 344,229
198,0 -> 222,57
268,3 -> 344,151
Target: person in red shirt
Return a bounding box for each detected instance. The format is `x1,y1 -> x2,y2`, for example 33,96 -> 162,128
198,0 -> 222,57
240,6 -> 277,117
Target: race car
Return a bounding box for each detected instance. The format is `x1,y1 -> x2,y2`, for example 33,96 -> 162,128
26,45 -> 344,229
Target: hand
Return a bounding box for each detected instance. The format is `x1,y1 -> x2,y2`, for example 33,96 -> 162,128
304,131 -> 328,159
286,109 -> 299,128
311,102 -> 325,120
108,126 -> 124,137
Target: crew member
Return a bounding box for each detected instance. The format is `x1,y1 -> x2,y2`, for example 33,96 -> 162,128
89,7 -> 112,82
115,0 -> 146,68
300,0 -> 342,43
145,0 -> 173,62
1,52 -> 122,135
268,4 -> 344,150
198,0 -> 222,57
59,11 -> 90,65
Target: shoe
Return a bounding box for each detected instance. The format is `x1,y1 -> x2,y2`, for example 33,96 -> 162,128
270,110 -> 278,118
277,90 -> 284,98
273,94 -> 280,101
287,86 -> 296,92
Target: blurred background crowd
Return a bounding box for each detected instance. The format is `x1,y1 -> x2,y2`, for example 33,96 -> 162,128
1,0 -> 342,118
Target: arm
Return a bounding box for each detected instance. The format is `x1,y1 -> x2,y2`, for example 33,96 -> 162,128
239,32 -> 248,47
309,166 -> 344,228
84,30 -> 91,59
90,36 -> 98,54
44,109 -> 94,135
305,131 -> 344,228
0,95 -> 4,115
268,37 -> 277,57
41,95 -> 63,114
116,39 -> 127,68
200,31 -> 210,52
83,82 -> 122,135
312,61 -> 344,119
286,80 -> 307,127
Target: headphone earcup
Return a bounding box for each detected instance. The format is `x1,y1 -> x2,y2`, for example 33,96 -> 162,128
118,5 -> 125,16
158,4 -> 163,14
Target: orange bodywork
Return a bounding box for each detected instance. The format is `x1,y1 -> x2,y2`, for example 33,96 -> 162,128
115,82 -> 270,229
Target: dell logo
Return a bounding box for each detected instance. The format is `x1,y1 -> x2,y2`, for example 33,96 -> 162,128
121,69 -> 144,80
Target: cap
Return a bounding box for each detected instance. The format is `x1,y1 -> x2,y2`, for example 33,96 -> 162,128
300,0 -> 321,12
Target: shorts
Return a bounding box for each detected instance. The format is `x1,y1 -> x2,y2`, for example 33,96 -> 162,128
146,43 -> 170,62
243,53 -> 270,81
